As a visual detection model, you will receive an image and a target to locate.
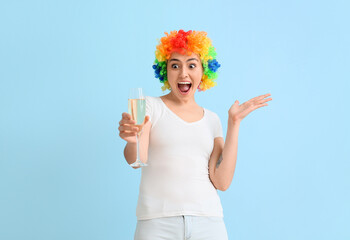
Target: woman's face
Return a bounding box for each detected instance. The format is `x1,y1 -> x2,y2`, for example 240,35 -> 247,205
166,51 -> 203,99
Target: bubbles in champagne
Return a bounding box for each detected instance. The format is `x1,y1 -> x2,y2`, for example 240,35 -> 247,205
128,99 -> 146,125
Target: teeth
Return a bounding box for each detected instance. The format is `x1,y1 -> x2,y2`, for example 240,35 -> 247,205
178,82 -> 191,85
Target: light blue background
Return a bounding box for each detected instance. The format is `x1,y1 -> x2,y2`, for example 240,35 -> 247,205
1,0 -> 349,239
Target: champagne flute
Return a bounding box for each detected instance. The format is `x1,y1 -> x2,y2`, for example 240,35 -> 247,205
128,88 -> 148,167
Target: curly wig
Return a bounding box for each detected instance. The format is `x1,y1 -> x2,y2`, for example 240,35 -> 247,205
152,30 -> 221,92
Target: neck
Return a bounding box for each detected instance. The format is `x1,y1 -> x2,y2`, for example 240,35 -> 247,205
165,91 -> 197,107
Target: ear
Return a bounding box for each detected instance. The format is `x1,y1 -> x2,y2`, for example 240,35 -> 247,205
197,79 -> 203,91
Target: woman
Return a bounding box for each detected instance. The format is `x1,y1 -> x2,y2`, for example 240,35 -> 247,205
118,30 -> 272,240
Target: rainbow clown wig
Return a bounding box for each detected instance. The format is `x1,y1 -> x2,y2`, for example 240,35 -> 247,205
152,30 -> 221,92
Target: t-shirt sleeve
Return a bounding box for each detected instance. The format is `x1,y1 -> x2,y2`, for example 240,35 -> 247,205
214,114 -> 223,138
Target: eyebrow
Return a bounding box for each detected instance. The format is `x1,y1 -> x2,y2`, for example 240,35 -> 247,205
169,58 -> 199,62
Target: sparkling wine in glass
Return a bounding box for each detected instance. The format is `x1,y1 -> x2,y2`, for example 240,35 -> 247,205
128,88 -> 147,167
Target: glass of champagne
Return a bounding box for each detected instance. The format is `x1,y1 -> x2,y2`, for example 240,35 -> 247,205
128,88 -> 148,167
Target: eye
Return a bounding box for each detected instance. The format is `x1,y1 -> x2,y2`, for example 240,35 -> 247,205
171,64 -> 179,69
189,64 -> 196,69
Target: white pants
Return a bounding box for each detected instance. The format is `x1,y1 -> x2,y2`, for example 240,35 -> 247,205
134,215 -> 229,240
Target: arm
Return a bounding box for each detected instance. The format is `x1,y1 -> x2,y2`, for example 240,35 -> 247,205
119,113 -> 151,169
209,93 -> 272,191
208,120 -> 240,191
123,120 -> 151,169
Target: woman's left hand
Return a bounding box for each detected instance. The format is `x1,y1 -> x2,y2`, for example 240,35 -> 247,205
228,93 -> 272,123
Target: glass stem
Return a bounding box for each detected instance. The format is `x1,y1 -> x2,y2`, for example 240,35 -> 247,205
136,132 -> 140,162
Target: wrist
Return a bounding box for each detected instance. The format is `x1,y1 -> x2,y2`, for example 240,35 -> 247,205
228,118 -> 241,127
126,141 -> 137,146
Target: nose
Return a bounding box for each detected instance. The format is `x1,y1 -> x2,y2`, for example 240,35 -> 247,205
180,67 -> 189,79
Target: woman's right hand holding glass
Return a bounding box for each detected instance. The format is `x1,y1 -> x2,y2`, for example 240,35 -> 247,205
118,113 -> 150,143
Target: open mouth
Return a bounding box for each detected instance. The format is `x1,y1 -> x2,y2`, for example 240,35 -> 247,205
177,82 -> 192,95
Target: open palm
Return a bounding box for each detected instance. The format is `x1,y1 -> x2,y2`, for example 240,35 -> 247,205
229,93 -> 272,123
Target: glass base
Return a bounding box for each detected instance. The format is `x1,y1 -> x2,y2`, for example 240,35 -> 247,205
130,160 -> 148,167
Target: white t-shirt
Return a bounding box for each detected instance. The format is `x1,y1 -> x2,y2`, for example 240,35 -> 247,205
136,96 -> 224,220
